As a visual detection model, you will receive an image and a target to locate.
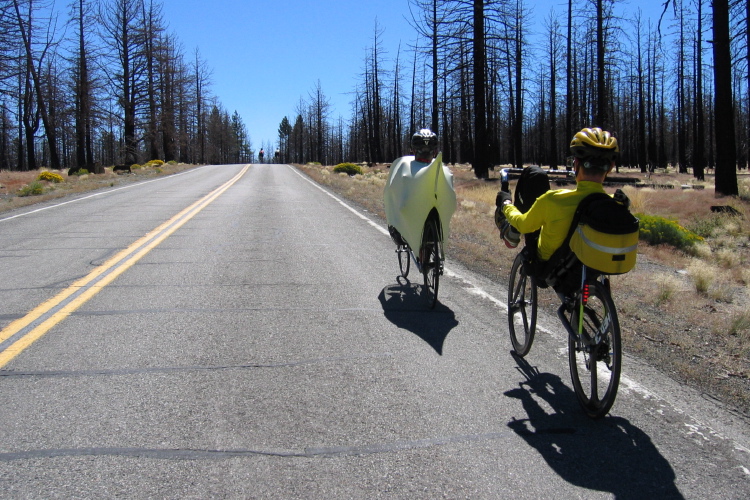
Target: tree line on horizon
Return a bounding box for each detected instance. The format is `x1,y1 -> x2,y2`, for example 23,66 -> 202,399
0,0 -> 252,174
2,0 -> 747,197
280,0 -> 748,196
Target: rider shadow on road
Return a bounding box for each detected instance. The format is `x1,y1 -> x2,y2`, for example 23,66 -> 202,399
378,278 -> 458,355
504,352 -> 684,499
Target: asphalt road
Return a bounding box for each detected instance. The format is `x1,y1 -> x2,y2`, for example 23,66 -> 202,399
0,163 -> 748,498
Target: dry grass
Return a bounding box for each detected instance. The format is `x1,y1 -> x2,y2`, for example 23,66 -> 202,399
0,163 -> 197,214
296,162 -> 750,415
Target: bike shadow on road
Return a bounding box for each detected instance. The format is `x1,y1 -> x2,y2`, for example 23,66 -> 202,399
377,278 -> 458,355
503,352 -> 684,499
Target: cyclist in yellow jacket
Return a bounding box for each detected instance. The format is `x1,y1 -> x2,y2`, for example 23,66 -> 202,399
496,127 -> 621,262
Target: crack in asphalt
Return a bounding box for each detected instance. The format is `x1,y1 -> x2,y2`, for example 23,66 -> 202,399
0,430 -> 517,461
0,353 -> 394,378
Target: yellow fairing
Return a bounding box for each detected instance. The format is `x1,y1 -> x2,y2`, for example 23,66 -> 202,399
384,153 -> 456,252
569,224 -> 638,274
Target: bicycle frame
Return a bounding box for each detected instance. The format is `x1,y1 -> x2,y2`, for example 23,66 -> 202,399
556,266 -> 610,346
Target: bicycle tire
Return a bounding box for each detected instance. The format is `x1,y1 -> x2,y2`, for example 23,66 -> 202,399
422,218 -> 441,309
507,251 -> 537,356
568,280 -> 622,418
398,245 -> 410,278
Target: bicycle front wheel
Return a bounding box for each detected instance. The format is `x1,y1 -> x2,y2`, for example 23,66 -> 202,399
507,251 -> 537,356
568,280 -> 622,418
421,218 -> 441,309
398,245 -> 410,278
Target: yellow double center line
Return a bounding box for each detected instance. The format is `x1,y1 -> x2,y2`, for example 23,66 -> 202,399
0,165 -> 250,368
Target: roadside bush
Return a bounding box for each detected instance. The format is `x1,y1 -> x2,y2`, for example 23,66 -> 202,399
687,260 -> 715,294
145,159 -> 164,167
167,160 -> 178,165
73,168 -> 90,176
37,171 -> 64,183
729,312 -> 750,338
333,163 -> 363,176
18,181 -> 45,196
654,272 -> 680,305
131,164 -> 142,170
621,185 -> 652,213
688,214 -> 725,239
637,213 -> 703,251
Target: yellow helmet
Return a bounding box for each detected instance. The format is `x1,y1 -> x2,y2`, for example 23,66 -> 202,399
570,127 -> 619,168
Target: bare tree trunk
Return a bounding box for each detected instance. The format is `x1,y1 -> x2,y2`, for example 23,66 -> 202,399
371,27 -> 383,163
693,0 -> 705,180
595,0 -> 607,128
143,0 -> 161,161
636,15 -> 647,172
565,0 -> 572,166
73,0 -> 97,173
712,0 -> 738,196
677,5 -> 688,173
514,19 -> 523,169
13,0 -> 62,171
548,19 -> 558,170
472,0 -> 489,178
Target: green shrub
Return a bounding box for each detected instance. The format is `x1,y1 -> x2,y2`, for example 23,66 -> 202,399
18,181 -> 45,196
637,213 -> 704,250
145,159 -> 164,167
37,171 -> 64,183
333,163 -> 363,176
729,312 -> 750,337
74,168 -> 90,176
688,214 -> 726,239
131,164 -> 141,170
167,160 -> 178,165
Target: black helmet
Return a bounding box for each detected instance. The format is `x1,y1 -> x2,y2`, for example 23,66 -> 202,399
570,127 -> 619,169
411,128 -> 438,160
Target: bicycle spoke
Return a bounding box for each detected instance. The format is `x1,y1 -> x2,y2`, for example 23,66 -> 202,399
568,280 -> 622,418
507,252 -> 536,357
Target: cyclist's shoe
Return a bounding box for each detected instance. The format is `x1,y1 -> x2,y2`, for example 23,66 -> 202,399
500,220 -> 521,248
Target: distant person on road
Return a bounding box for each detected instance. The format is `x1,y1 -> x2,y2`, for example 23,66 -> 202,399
275,149 -> 280,161
258,148 -> 264,163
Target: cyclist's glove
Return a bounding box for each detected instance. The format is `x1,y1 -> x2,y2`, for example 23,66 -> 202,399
613,188 -> 630,208
494,206 -> 506,231
495,190 -> 512,207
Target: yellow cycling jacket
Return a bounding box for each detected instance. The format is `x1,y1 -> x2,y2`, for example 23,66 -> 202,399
501,180 -> 608,261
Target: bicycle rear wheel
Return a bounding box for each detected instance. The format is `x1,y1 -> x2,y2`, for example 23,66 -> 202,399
568,280 -> 622,418
398,245 -> 410,278
421,218 -> 441,309
507,251 -> 537,356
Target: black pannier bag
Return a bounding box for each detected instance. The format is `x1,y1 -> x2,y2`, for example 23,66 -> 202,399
568,193 -> 640,275
543,192 -> 639,292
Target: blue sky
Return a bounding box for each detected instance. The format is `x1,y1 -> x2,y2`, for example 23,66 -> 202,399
161,0 -> 672,151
